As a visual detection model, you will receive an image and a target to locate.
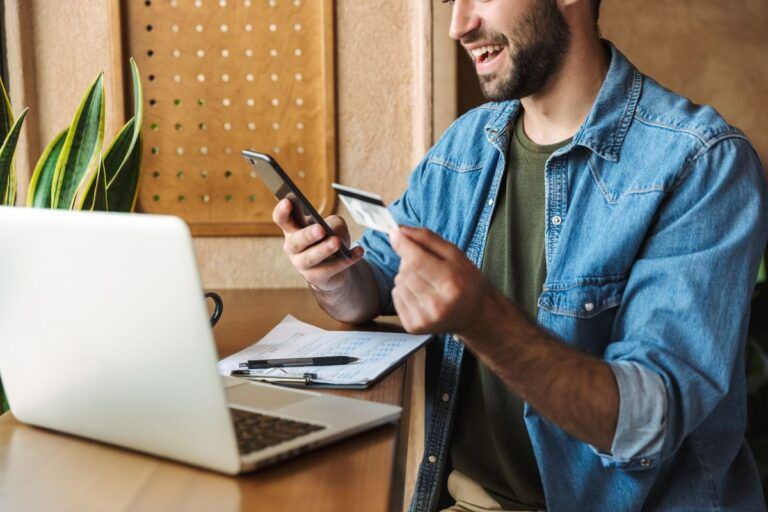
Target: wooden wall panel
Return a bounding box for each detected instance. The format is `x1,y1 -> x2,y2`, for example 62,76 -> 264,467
119,0 -> 336,235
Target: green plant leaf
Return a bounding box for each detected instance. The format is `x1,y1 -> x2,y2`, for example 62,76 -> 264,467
0,108 -> 28,206
105,130 -> 143,212
0,375 -> 8,413
107,58 -> 143,211
6,161 -> 16,206
84,160 -> 105,211
0,75 -> 13,144
27,129 -> 67,208
90,119 -> 134,211
83,159 -> 109,211
86,58 -> 144,212
51,72 -> 105,210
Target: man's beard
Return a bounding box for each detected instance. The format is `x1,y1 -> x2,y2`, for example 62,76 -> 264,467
469,0 -> 571,101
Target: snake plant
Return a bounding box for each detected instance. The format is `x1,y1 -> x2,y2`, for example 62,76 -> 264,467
0,77 -> 28,207
0,58 -> 144,413
27,58 -> 144,211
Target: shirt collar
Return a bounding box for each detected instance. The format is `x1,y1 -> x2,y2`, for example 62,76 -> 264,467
484,41 -> 642,163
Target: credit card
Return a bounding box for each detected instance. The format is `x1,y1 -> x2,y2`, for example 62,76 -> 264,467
332,183 -> 399,233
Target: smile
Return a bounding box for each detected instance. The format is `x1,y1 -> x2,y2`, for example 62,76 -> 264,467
470,44 -> 505,64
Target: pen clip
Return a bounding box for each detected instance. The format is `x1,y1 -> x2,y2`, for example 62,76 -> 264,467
231,371 -> 318,385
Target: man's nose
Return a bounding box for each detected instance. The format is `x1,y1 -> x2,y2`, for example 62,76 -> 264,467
448,0 -> 481,41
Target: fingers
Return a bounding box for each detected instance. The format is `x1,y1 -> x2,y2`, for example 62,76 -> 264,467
392,284 -> 415,331
303,246 -> 365,283
272,198 -> 362,287
284,223 -> 329,255
291,235 -> 342,269
398,226 -> 459,260
325,215 -> 351,244
283,216 -> 353,257
392,279 -> 430,334
390,228 -> 444,280
272,199 -> 300,234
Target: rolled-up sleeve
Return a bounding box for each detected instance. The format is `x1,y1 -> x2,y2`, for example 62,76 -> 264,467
596,136 -> 768,470
591,361 -> 667,468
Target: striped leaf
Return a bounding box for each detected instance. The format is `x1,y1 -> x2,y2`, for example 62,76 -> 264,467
5,161 -> 16,206
82,159 -> 107,211
90,119 -> 132,211
88,58 -> 144,212
85,160 -> 109,211
51,73 -> 105,209
0,77 -> 16,205
27,129 -> 68,208
0,76 -> 13,144
106,58 -> 143,211
110,131 -> 143,211
93,121 -> 143,212
0,108 -> 28,206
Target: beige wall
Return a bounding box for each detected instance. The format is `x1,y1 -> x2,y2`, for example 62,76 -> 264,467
601,0 -> 768,168
432,0 -> 456,142
4,1 -> 121,203
5,0 -> 433,289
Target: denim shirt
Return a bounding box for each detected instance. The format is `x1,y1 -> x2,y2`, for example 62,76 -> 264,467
358,42 -> 768,511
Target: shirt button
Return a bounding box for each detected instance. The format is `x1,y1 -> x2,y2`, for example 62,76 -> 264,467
584,302 -> 595,312
487,198 -> 494,206
441,392 -> 450,402
640,458 -> 651,468
451,334 -> 460,343
428,455 -> 437,464
551,215 -> 562,225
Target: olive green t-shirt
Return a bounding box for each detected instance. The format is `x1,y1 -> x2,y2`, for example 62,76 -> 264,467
450,118 -> 571,510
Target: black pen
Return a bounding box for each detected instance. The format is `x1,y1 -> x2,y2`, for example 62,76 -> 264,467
238,356 -> 359,369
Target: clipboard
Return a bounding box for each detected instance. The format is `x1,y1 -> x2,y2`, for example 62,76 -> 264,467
232,342 -> 427,389
218,315 -> 432,389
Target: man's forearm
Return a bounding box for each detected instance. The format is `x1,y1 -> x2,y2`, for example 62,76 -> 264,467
459,289 -> 619,453
310,259 -> 381,324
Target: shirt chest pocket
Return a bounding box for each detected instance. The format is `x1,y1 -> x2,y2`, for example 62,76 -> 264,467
537,276 -> 628,353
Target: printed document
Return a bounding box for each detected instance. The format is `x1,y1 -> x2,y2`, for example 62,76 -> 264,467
218,315 -> 431,386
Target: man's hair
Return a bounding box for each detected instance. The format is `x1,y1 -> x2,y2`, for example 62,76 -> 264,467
593,0 -> 602,22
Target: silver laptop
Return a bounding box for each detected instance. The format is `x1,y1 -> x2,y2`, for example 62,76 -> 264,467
0,206 -> 400,474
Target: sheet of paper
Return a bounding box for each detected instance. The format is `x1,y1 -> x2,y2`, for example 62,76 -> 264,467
218,315 -> 430,385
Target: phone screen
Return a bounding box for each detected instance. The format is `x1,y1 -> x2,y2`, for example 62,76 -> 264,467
242,150 -> 350,258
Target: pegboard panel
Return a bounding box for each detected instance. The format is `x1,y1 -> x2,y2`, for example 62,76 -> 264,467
117,0 -> 336,235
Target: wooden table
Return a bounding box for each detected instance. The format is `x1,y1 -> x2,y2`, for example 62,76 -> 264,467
0,289 -> 420,512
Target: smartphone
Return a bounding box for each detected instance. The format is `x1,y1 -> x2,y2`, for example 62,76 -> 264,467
242,150 -> 351,259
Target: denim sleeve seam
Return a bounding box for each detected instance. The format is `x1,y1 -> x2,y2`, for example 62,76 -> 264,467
671,134 -> 754,190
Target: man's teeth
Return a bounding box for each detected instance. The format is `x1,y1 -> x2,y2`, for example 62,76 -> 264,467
470,44 -> 504,61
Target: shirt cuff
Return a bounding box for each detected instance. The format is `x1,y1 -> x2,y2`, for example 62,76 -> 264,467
590,360 -> 667,471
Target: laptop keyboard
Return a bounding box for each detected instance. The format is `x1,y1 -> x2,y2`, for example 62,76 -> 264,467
230,408 -> 326,455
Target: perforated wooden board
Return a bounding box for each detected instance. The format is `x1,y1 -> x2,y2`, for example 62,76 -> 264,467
117,0 -> 336,235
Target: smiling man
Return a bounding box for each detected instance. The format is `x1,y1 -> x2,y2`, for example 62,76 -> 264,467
273,0 -> 768,510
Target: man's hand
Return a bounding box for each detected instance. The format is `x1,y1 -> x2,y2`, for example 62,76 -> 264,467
390,225 -> 619,452
273,198 -> 364,291
389,226 -> 498,334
